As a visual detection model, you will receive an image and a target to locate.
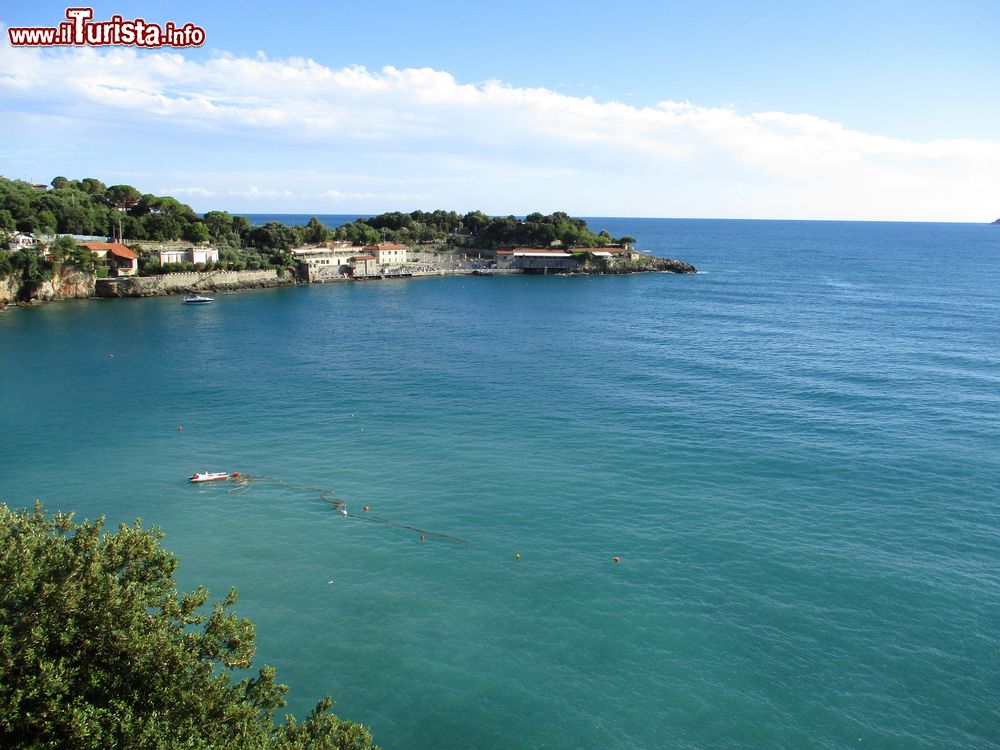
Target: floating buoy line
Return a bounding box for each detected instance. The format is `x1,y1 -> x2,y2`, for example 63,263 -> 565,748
218,473 -> 471,546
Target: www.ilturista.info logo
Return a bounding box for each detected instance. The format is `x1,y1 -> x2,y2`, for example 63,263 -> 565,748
8,7 -> 205,48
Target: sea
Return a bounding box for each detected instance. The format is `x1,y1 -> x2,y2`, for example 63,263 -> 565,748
2,218 -> 998,749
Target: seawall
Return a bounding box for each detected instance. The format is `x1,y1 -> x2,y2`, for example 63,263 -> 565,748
96,269 -> 296,298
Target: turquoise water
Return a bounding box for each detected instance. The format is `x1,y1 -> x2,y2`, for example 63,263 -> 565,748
2,219 -> 999,749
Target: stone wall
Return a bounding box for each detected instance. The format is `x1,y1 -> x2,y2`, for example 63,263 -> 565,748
97,269 -> 296,297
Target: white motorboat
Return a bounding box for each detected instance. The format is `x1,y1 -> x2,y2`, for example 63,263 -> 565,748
188,471 -> 230,483
183,294 -> 214,304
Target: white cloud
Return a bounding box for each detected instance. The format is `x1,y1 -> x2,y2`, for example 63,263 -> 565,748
1,36 -> 998,219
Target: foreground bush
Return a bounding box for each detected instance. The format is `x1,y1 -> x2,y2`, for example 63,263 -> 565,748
0,502 -> 377,750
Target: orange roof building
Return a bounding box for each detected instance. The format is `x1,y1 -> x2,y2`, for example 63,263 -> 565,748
81,242 -> 139,276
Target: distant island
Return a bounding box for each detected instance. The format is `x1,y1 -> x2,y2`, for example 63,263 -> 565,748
0,175 -> 695,305
993,218 -> 1000,224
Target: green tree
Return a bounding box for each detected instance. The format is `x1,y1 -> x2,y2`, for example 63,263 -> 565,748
248,222 -> 297,252
78,177 -> 107,195
36,210 -> 58,235
67,244 -> 96,272
231,215 -> 251,239
0,502 -> 378,750
182,221 -> 211,244
303,216 -> 330,244
103,185 -> 142,211
10,249 -> 54,284
49,235 -> 78,262
143,214 -> 182,241
202,210 -> 234,240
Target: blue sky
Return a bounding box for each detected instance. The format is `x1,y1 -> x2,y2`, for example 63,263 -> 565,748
2,0 -> 999,219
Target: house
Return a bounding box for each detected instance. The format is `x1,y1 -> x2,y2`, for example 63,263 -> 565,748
81,242 -> 138,277
363,243 -> 409,266
158,247 -> 220,266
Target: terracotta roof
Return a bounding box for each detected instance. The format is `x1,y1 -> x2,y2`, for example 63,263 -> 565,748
81,242 -> 138,259
363,244 -> 409,251
352,254 -> 376,261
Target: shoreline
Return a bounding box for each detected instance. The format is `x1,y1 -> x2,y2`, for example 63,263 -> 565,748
3,260 -> 695,308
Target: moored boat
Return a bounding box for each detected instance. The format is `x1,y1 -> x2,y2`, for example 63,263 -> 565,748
183,294 -> 214,304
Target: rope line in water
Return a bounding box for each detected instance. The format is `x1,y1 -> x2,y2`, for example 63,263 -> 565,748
225,474 -> 471,546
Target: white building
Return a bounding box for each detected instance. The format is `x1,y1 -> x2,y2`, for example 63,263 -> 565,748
4,232 -> 37,251
158,247 -> 220,265
364,243 -> 409,266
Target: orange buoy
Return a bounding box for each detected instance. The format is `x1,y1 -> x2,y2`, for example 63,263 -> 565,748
363,505 -> 370,512
232,472 -> 240,478
613,557 -> 620,563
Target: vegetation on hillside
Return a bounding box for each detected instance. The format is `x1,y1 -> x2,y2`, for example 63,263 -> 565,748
0,502 -> 378,749
1,175 -> 637,278
334,209 -> 635,249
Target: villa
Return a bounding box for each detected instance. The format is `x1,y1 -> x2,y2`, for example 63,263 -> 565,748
81,242 -> 139,277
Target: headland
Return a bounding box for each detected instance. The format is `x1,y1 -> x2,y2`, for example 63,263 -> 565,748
0,175 -> 696,306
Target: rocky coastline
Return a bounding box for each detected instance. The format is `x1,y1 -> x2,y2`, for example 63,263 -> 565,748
3,254 -> 697,308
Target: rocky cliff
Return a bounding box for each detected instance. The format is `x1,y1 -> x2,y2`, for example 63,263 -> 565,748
0,266 -> 96,305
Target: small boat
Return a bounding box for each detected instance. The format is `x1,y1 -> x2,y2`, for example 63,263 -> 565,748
189,471 -> 230,483
183,294 -> 214,305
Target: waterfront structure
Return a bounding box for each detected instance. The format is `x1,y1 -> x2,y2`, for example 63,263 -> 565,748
496,248 -> 575,272
495,245 -> 640,272
291,242 -> 357,281
351,253 -> 377,276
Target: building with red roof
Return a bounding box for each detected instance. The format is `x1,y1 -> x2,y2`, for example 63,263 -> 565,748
80,242 -> 138,277
363,243 -> 409,265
